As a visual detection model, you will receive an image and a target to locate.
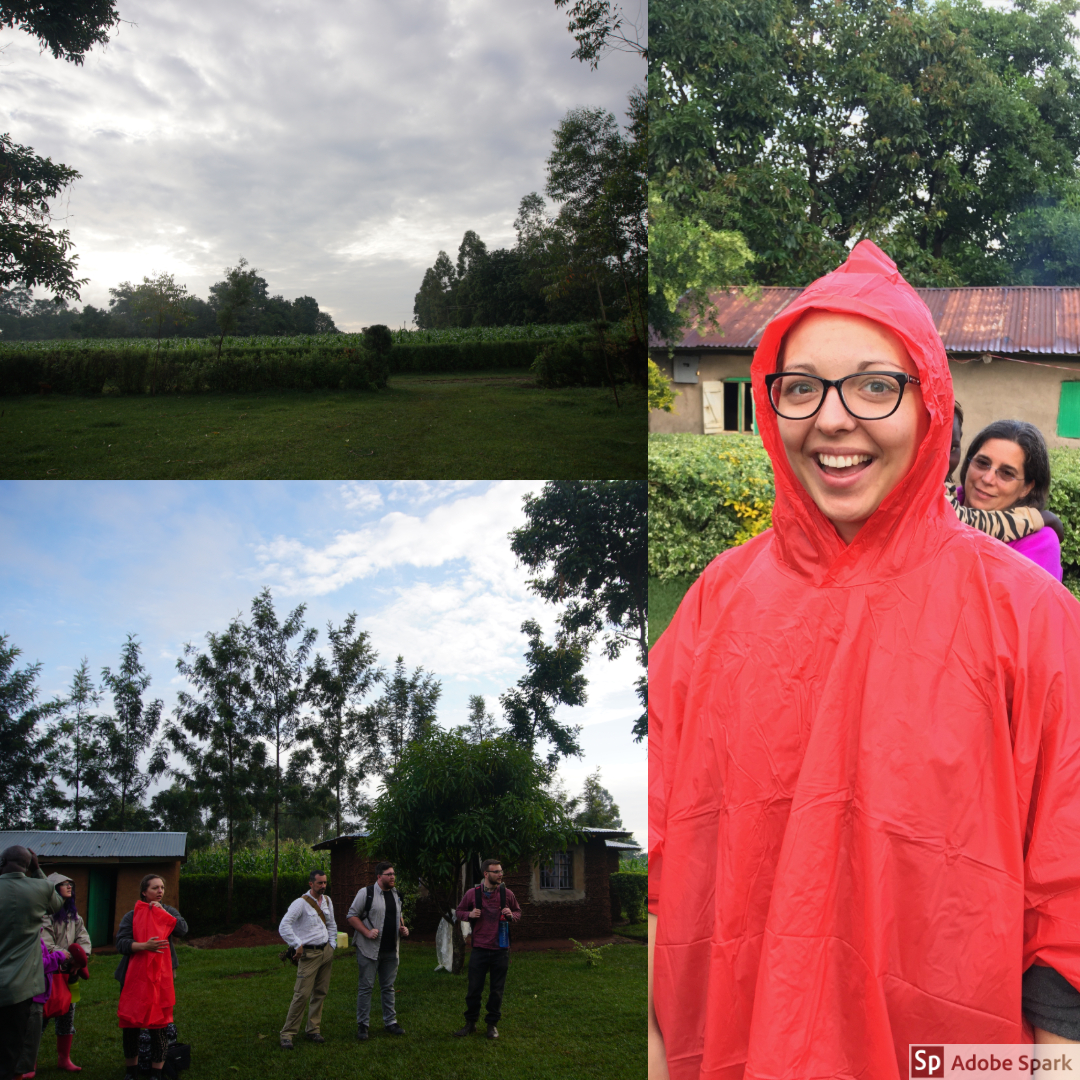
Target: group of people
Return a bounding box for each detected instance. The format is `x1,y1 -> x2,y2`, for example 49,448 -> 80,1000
3,845 -> 525,1077
278,858 -> 521,1047
648,240 -> 1080,1079
0,844 -> 188,1080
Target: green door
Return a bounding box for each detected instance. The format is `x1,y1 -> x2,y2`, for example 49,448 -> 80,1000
1059,382 -> 1080,438
87,869 -> 116,947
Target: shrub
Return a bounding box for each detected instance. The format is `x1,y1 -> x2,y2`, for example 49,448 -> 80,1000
648,433 -> 775,580
530,329 -> 643,390
650,435 -> 1080,596
182,840 -> 329,876
388,338 -> 554,374
609,871 -> 648,924
0,343 -> 389,395
176,873 -> 317,937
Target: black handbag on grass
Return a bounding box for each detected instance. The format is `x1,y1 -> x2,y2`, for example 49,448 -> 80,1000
163,1042 -> 191,1079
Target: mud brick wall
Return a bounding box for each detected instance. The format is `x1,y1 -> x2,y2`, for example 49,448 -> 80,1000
328,843 -> 382,926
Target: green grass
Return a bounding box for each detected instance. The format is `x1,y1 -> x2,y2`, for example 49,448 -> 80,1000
0,374 -> 645,479
648,575 -> 696,649
67,941 -> 643,1079
616,921 -> 647,942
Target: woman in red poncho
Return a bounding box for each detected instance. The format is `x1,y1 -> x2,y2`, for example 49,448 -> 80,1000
648,241 -> 1080,1079
114,874 -> 186,1079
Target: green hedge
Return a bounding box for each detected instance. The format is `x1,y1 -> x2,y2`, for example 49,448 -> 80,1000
650,434 -> 1080,595
388,338 -> 558,374
609,871 -> 648,924
648,434 -> 775,580
177,873 -> 315,937
0,343 -> 389,395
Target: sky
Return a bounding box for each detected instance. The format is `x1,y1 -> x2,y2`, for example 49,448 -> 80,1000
0,0 -> 646,331
0,480 -> 646,846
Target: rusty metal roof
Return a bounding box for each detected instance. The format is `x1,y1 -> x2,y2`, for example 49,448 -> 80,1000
0,831 -> 188,859
654,286 -> 1080,355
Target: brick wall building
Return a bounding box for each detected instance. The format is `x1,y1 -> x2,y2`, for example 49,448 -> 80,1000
313,828 -> 635,941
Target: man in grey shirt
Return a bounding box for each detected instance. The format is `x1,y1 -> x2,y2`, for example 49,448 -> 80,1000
346,862 -> 409,1041
0,846 -> 63,1080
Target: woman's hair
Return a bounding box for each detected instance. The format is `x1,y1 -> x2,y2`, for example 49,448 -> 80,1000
139,874 -> 165,900
959,419 -> 1051,510
55,882 -> 78,924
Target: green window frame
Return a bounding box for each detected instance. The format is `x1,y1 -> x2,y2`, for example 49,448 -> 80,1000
1059,381 -> 1080,439
725,378 -> 758,434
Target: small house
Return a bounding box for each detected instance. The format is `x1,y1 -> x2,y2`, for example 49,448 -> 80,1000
651,286 -> 1080,456
0,831 -> 188,947
313,827 -> 638,941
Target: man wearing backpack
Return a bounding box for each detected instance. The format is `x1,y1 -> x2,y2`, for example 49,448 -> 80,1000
346,863 -> 409,1042
278,869 -> 337,1050
452,859 -> 522,1040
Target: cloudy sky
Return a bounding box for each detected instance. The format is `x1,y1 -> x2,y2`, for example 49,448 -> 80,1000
0,480 -> 646,844
0,0 -> 645,331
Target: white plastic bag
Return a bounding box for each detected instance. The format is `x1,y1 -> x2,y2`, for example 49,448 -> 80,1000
434,915 -> 469,972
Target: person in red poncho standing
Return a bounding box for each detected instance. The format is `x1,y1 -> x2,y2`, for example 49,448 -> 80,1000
114,875 -> 187,1079
648,241 -> 1080,1080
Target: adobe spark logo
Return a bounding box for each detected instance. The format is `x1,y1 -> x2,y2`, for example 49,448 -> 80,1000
911,1047 -> 945,1078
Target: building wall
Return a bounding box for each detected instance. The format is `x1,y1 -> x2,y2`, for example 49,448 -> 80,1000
950,357 -> 1080,455
114,861 -> 182,938
327,844 -> 382,927
328,840 -> 616,941
649,352 -> 754,434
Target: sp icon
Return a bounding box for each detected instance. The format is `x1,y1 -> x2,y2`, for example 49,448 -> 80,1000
910,1046 -> 945,1078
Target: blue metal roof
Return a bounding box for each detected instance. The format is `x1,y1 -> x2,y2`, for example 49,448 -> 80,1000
0,831 -> 187,859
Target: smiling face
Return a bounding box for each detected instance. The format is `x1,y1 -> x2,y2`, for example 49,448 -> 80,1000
776,310 -> 930,544
962,438 -> 1034,511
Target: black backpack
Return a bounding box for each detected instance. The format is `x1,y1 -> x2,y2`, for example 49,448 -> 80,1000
473,883 -> 510,944
360,883 -> 378,924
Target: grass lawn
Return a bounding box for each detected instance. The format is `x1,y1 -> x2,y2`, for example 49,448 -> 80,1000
0,373 -> 645,479
65,941 -> 643,1080
648,575 -> 697,649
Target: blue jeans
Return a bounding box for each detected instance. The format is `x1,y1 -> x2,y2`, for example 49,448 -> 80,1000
356,953 -> 398,1029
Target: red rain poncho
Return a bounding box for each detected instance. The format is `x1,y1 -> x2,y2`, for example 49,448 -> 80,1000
648,241 -> 1080,1079
117,901 -> 176,1029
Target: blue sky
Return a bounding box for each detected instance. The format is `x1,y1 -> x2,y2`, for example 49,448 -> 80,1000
1,0 -> 645,329
0,480 -> 645,843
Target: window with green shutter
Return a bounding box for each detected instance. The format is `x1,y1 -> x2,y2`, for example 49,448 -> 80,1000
1059,382 -> 1080,438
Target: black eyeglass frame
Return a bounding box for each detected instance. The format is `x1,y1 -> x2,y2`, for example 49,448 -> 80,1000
763,370 -> 922,421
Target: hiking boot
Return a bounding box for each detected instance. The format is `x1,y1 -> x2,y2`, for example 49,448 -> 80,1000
384,1023 -> 406,1036
486,1024 -> 499,1039
279,1037 -> 294,1050
452,1022 -> 476,1037
306,1032 -> 325,1044
355,1026 -> 369,1042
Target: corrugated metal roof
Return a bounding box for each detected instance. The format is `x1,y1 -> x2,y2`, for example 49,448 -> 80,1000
653,286 -> 1080,356
605,840 -> 642,850
0,831 -> 187,859
312,832 -> 369,851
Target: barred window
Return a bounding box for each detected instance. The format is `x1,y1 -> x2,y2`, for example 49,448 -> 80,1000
540,852 -> 573,890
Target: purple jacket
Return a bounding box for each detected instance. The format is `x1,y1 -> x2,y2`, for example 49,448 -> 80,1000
34,938 -> 67,1004
1008,528 -> 1063,582
455,884 -> 521,950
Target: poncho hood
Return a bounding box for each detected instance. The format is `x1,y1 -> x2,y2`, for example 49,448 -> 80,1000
751,240 -> 955,586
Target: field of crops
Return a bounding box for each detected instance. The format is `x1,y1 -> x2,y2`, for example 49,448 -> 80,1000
0,323 -> 591,351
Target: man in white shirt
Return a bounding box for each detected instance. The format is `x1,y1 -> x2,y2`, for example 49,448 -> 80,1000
278,869 -> 337,1049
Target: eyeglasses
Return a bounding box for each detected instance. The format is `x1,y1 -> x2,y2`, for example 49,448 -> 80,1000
764,371 -> 921,421
968,454 -> 1025,485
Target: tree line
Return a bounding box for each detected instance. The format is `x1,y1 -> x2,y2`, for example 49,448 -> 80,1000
0,481 -> 646,923
649,0 -> 1080,341
413,87 -> 645,347
0,260 -> 339,342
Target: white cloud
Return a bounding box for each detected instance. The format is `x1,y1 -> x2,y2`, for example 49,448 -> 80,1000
339,483 -> 384,512
0,0 -> 645,329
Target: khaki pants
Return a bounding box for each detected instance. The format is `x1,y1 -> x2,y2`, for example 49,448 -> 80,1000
281,945 -> 334,1038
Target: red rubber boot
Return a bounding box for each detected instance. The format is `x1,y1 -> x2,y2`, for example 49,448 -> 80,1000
56,1035 -> 81,1071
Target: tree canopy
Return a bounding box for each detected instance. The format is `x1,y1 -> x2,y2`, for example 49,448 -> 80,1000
649,0 -> 1080,287
362,730 -> 579,971
0,0 -> 120,299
